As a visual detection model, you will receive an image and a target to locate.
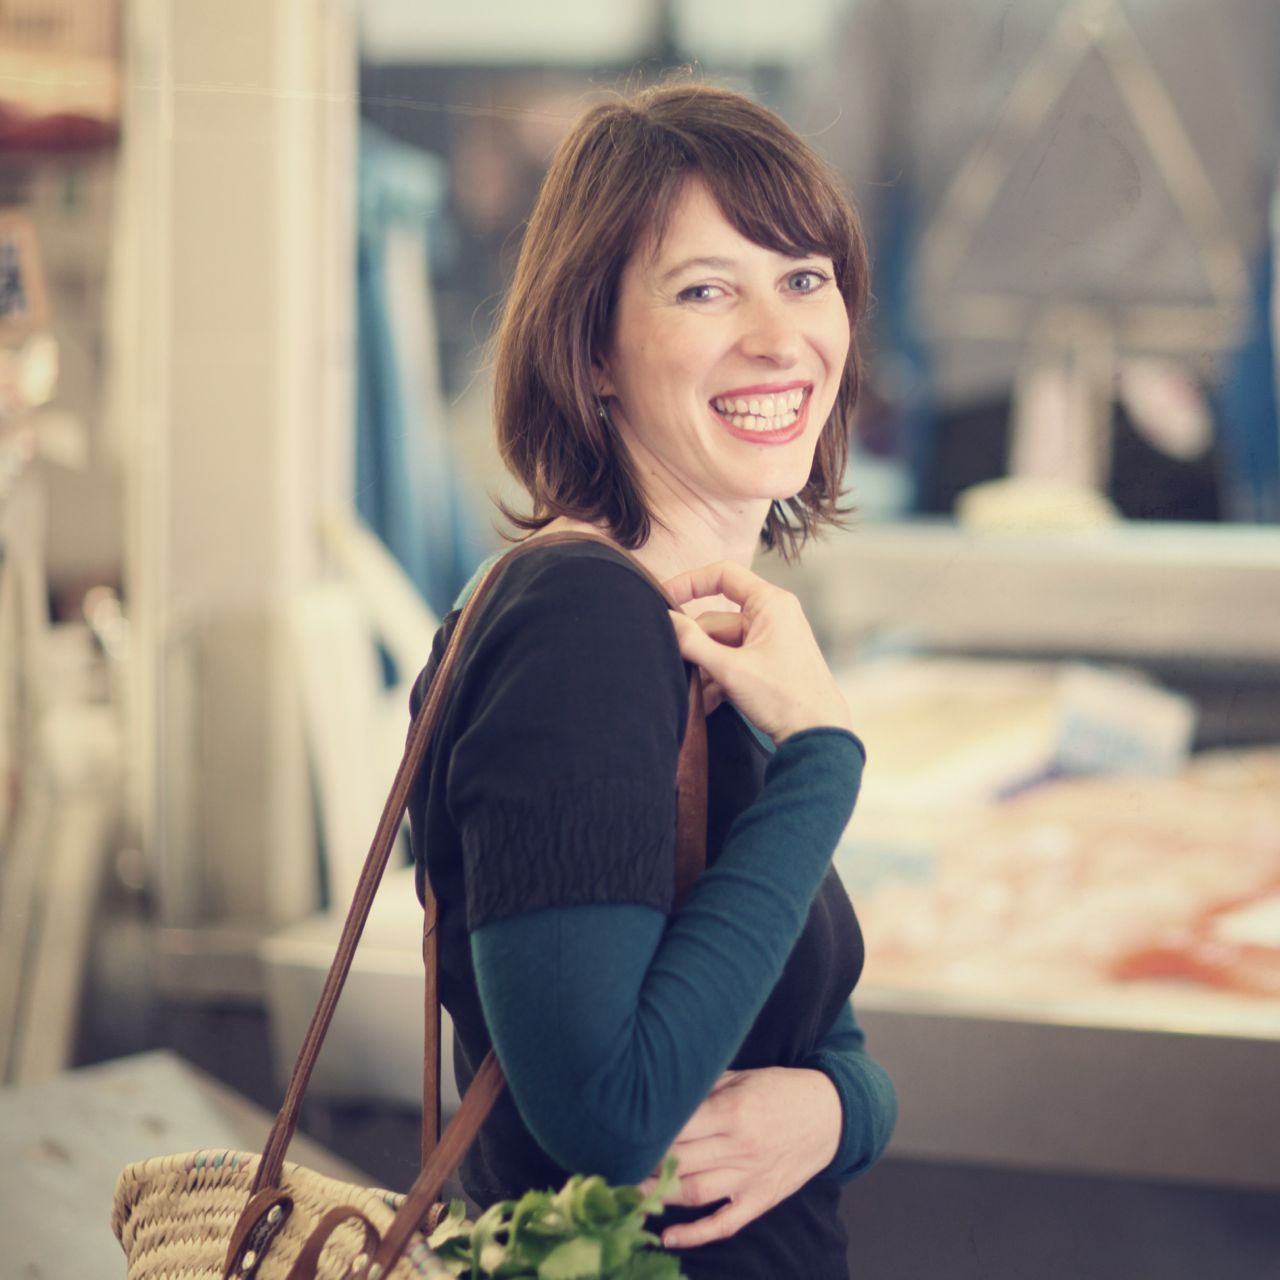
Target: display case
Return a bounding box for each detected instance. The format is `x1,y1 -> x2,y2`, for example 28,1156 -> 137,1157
772,521 -> 1280,1192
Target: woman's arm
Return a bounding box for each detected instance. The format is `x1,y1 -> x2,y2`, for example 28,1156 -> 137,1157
448,552 -> 863,1185
471,728 -> 863,1185
632,998 -> 895,1249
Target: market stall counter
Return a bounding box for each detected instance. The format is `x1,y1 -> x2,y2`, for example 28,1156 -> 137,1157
0,1051 -> 367,1279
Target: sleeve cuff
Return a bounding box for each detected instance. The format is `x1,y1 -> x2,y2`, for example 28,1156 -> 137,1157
807,1049 -> 898,1184
776,725 -> 867,764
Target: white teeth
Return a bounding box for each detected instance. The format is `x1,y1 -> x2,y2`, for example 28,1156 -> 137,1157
713,389 -> 808,419
717,404 -> 802,433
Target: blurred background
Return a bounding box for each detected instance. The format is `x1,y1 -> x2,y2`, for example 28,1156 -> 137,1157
1,2 -> 1279,1277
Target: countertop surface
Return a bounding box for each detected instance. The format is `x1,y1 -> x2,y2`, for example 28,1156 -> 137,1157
0,1051 -> 366,1279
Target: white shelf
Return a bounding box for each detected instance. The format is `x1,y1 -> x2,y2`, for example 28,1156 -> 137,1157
777,521 -> 1280,663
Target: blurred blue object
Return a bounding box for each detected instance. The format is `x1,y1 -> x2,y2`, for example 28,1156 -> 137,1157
1216,244 -> 1280,523
356,124 -> 488,620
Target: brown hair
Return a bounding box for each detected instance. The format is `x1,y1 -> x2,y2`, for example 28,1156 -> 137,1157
492,79 -> 869,560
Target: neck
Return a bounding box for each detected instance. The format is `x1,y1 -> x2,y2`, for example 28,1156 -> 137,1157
629,513 -> 760,584
542,500 -> 767,614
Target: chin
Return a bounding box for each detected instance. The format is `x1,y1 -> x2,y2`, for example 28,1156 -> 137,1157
762,461 -> 821,503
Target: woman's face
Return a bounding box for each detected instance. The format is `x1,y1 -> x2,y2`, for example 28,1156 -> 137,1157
597,177 -> 850,525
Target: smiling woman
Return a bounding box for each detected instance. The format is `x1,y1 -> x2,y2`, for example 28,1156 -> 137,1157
408,80 -> 896,1280
597,178 -> 851,531
492,81 -> 868,563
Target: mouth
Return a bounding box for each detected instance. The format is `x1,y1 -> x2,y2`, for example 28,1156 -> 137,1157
710,385 -> 811,443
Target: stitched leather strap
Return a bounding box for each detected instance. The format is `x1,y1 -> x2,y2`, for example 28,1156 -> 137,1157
375,1050 -> 506,1275
245,535 -> 537,1200
222,1189 -> 293,1280
673,669 -> 708,909
240,531 -> 708,1245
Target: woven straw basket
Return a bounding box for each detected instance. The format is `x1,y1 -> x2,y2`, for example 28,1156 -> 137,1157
111,1149 -> 449,1279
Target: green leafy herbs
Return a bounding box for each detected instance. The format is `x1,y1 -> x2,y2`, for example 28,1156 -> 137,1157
424,1157 -> 686,1279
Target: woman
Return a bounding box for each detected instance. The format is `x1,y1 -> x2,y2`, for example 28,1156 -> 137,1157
408,82 -> 896,1278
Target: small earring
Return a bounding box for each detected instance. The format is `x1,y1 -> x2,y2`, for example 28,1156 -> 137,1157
596,397 -> 610,425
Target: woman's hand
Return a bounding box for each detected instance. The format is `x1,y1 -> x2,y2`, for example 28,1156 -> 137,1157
640,1067 -> 843,1250
664,561 -> 852,743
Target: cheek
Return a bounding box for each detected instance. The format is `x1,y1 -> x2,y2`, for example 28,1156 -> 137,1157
824,307 -> 852,369
639,334 -> 706,402
812,312 -> 851,426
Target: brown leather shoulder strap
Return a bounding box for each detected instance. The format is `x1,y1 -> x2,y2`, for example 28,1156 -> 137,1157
247,532 -> 707,1209
248,535 -> 553,1196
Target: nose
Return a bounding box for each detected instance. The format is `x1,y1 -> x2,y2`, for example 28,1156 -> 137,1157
738,295 -> 800,366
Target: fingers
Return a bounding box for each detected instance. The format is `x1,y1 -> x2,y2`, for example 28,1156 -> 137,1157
663,1141 -> 737,1186
668,565 -> 850,742
693,611 -> 745,646
667,610 -> 727,674
663,560 -> 774,612
668,1167 -> 739,1209
671,612 -> 743,707
668,1101 -> 729,1147
701,677 -> 725,716
637,1141 -> 733,1201
650,1067 -> 837,1250
668,610 -> 755,694
663,1194 -> 759,1251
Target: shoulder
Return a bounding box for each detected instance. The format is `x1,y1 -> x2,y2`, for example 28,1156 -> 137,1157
469,540 -> 681,669
486,539 -> 669,613
413,539 -> 688,732
412,541 -> 679,716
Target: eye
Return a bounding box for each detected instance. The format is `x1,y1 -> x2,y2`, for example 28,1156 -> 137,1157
676,283 -> 725,303
786,269 -> 830,293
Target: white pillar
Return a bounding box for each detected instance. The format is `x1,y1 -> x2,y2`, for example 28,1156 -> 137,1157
118,0 -> 356,928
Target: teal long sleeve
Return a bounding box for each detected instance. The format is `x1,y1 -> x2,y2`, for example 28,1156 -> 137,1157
470,728 -> 864,1185
802,1000 -> 898,1183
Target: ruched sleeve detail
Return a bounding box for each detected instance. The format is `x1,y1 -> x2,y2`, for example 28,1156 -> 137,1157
460,778 -> 677,925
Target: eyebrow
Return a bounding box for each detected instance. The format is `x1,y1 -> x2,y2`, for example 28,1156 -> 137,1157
657,255 -> 738,284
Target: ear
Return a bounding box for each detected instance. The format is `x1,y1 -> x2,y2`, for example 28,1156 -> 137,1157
592,358 -> 615,399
